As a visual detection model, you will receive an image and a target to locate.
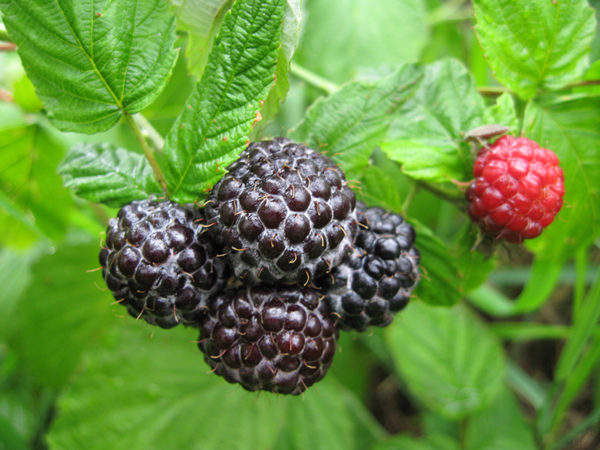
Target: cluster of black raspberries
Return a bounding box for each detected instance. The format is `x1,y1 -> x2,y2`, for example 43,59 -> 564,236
100,138 -> 421,395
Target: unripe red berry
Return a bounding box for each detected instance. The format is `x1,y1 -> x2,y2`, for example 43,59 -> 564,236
466,135 -> 564,244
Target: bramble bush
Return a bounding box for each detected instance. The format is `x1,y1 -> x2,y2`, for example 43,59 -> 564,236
0,0 -> 599,449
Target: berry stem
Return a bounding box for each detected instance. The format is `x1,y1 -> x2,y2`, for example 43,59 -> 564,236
290,63 -> 339,95
125,113 -> 168,193
132,113 -> 165,151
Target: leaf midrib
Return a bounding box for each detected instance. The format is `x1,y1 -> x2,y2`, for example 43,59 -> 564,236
171,2 -> 274,196
53,0 -> 126,113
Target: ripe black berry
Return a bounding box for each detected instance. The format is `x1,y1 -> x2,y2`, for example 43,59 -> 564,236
100,199 -> 230,328
198,287 -> 338,395
319,203 -> 420,331
205,138 -> 358,285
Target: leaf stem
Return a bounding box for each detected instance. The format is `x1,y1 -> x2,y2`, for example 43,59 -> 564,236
290,62 -> 339,95
132,114 -> 164,151
567,79 -> 600,88
416,180 -> 465,210
427,0 -> 472,25
124,114 -> 167,193
459,417 -> 468,449
401,182 -> 418,215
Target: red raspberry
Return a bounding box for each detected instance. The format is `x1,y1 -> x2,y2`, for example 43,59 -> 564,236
466,135 -> 565,244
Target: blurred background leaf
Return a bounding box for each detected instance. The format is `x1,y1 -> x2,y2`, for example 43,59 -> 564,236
473,0 -> 596,99
386,302 -> 505,419
47,322 -> 384,450
294,0 -> 428,83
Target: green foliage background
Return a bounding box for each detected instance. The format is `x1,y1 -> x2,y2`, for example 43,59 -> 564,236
0,0 -> 599,449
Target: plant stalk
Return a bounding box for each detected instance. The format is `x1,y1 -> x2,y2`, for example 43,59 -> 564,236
132,113 -> 164,151
401,182 -> 418,215
0,42 -> 17,51
0,89 -> 14,103
124,114 -> 168,192
290,63 -> 339,95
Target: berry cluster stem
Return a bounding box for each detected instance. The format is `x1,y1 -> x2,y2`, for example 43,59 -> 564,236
290,63 -> 339,95
132,113 -> 165,151
125,113 -> 168,193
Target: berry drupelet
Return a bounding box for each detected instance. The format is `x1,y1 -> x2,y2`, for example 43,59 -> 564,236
100,199 -> 229,328
205,138 -> 358,286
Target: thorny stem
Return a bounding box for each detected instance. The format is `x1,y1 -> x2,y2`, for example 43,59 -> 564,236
290,62 -> 339,95
124,114 -> 168,193
132,113 -> 164,151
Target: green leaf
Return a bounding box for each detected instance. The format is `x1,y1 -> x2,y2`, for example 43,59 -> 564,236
483,92 -> 518,133
170,0 -> 233,78
359,166 -> 403,212
465,387 -> 536,450
290,65 -> 424,175
523,97 -> 600,261
386,302 -> 505,419
453,225 -> 495,293
572,60 -> 600,96
537,334 -> 600,442
7,239 -> 114,389
381,59 -> 485,195
468,257 -> 563,318
0,380 -> 56,450
11,74 -> 42,113
295,0 -> 427,83
279,1 -> 303,64
555,269 -> 600,381
251,0 -> 303,134
0,248 -> 35,339
48,323 -> 382,450
160,0 -> 285,202
0,414 -> 29,450
0,103 -> 73,246
511,257 -> 563,313
0,0 -> 178,133
374,433 -> 459,450
58,143 -> 162,208
473,0 -> 596,99
413,222 -> 462,307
